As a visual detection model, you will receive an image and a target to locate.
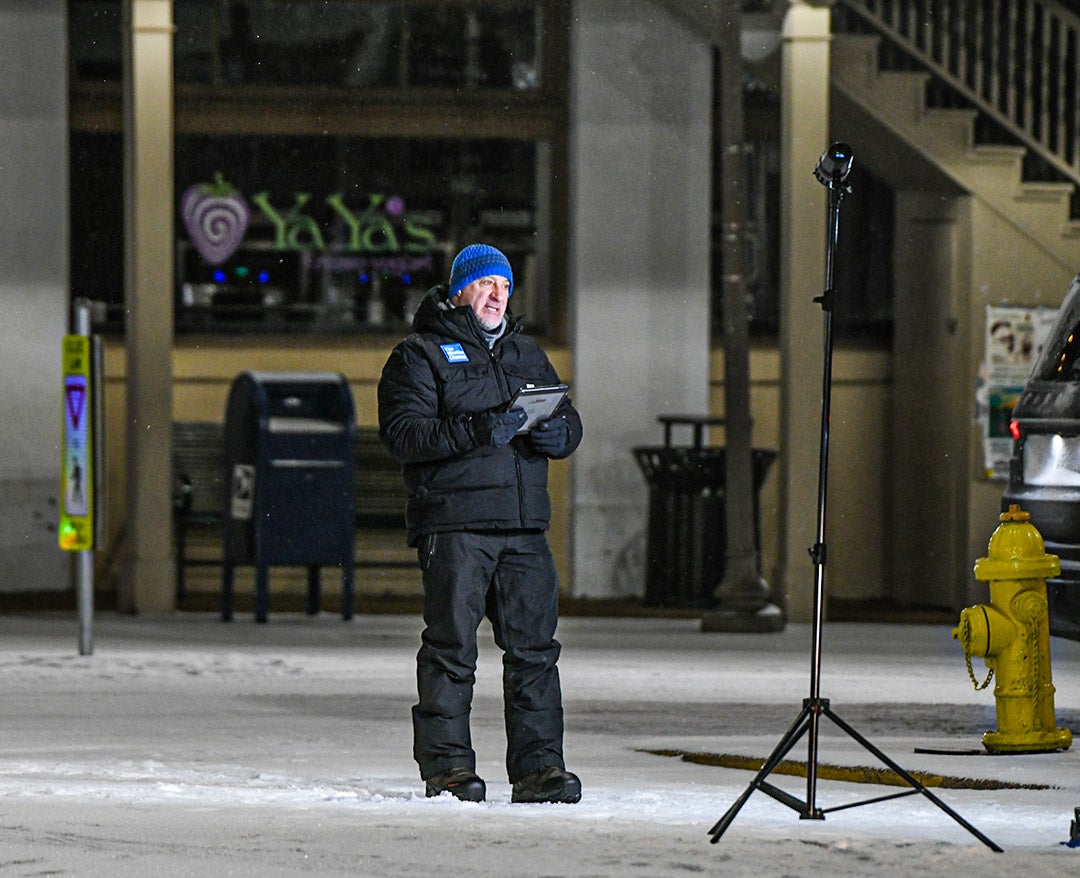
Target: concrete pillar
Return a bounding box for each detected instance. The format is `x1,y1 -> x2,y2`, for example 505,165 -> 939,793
119,0 -> 175,613
891,192 -> 971,612
568,0 -> 712,598
778,1 -> 831,622
0,0 -> 69,593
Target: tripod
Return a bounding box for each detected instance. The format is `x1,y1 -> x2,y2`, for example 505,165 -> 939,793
707,144 -> 1001,852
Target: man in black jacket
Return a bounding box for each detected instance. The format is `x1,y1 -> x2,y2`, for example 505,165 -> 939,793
378,244 -> 583,804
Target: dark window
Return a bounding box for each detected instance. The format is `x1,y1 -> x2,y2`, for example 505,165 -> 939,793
70,133 -> 124,319
68,0 -> 567,337
70,0 -> 122,82
712,144 -> 895,341
72,1 -> 544,92
833,164 -> 895,340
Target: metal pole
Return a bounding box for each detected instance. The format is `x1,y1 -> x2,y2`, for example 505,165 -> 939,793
698,0 -> 782,633
77,549 -> 94,656
804,183 -> 843,815
71,298 -> 94,656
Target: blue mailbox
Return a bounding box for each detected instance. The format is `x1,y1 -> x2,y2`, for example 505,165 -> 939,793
222,371 -> 356,622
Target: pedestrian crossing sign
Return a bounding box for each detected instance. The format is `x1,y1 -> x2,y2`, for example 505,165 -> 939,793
60,334 -> 94,551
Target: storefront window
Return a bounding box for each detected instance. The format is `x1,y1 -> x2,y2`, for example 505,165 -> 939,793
71,1 -> 544,92
70,132 -> 123,323
172,135 -> 548,334
70,1 -> 122,82
68,0 -> 567,337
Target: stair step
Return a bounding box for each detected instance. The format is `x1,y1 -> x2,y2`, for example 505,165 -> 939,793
968,143 -> 1029,163
1012,183 -> 1077,230
836,69 -> 932,125
830,32 -> 880,84
1014,182 -> 1076,204
917,107 -> 979,154
831,31 -> 1078,265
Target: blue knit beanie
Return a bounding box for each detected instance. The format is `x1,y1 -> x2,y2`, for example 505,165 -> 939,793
448,244 -> 514,298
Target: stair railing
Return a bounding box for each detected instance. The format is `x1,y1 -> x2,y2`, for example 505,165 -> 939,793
836,0 -> 1080,189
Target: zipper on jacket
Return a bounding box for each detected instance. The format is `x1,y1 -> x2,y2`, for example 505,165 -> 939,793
488,344 -> 527,526
488,342 -> 513,402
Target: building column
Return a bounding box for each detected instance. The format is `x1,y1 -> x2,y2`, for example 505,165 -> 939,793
778,1 -> 831,622
568,0 -> 712,599
0,1 -> 70,594
119,0 -> 175,613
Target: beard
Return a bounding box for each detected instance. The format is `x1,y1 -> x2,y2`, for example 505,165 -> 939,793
478,314 -> 505,332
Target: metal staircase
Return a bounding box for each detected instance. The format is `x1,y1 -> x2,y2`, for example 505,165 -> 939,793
832,0 -> 1080,272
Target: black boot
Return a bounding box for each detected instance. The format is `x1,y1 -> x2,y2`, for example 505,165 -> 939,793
424,768 -> 486,802
511,766 -> 582,804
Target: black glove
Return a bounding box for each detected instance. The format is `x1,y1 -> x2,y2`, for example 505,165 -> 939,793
529,416 -> 570,456
471,408 -> 527,448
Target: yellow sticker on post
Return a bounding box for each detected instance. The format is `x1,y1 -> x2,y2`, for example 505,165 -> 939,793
60,334 -> 94,551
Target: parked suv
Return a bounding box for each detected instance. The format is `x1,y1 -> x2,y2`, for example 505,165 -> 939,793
1003,272 -> 1080,640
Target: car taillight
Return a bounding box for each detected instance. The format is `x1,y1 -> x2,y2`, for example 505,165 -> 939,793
1010,419 -> 1022,441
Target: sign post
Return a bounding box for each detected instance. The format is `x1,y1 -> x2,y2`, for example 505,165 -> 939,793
60,299 -> 101,655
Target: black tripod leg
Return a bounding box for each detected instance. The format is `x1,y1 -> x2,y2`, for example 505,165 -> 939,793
823,707 -> 1002,852
709,704 -> 813,842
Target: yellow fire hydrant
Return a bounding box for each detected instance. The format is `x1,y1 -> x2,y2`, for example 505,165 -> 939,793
953,505 -> 1072,753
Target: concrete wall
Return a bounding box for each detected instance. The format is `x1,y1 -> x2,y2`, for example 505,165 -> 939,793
567,0 -> 713,598
0,0 -> 69,592
891,191 -> 972,611
710,346 -> 892,606
98,338 -> 891,608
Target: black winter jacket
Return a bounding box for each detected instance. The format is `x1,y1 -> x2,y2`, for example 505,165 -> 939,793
378,286 -> 583,545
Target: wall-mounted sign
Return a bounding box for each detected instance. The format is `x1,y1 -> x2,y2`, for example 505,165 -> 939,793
180,173 -> 438,269
59,335 -> 95,551
979,305 -> 1058,480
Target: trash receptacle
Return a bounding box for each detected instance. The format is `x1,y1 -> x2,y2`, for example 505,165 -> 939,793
634,416 -> 775,608
222,371 -> 356,622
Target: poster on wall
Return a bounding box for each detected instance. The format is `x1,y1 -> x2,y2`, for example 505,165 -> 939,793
979,305 -> 1058,479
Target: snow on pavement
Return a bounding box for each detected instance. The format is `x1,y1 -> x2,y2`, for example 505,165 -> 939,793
0,612 -> 1077,876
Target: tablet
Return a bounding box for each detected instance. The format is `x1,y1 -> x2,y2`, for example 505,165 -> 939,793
507,384 -> 570,434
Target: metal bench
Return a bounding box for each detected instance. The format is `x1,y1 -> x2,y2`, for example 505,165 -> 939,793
173,422 -> 227,602
354,426 -> 408,529
172,421 -> 408,606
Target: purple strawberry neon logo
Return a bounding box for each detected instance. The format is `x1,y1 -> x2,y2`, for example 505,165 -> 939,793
181,173 -> 250,265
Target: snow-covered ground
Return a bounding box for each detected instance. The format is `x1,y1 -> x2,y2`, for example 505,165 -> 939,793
0,611 -> 1078,876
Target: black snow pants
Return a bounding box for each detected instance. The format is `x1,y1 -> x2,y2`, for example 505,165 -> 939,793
412,529 -> 565,783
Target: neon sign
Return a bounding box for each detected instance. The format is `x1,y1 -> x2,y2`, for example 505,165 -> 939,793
180,174 -> 438,267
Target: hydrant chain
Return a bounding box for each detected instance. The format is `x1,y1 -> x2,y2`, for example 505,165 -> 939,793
964,651 -> 994,691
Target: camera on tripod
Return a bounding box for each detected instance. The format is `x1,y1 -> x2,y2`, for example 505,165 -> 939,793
813,142 -> 854,189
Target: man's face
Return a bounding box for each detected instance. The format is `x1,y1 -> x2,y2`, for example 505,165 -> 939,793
452,275 -> 510,330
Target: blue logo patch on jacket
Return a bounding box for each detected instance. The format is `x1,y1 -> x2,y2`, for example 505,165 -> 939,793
440,343 -> 469,363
